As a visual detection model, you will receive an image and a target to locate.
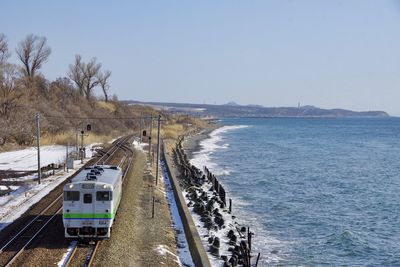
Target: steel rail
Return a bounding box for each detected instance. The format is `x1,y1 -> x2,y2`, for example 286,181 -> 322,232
62,136 -> 134,267
0,136 -> 133,267
63,243 -> 77,267
4,207 -> 63,267
85,241 -> 99,267
0,194 -> 62,254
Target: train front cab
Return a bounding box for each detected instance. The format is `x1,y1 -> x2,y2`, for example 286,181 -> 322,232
63,183 -> 113,239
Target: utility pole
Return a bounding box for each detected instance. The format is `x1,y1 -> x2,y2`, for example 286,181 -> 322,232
155,114 -> 161,186
36,113 -> 41,184
75,131 -> 78,156
149,115 -> 153,161
140,112 -> 143,143
80,130 -> 88,163
66,142 -> 69,173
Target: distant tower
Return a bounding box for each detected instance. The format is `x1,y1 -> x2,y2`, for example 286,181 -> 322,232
297,102 -> 301,117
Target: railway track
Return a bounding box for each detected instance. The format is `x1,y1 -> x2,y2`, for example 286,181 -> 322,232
0,135 -> 134,267
64,241 -> 99,267
64,138 -> 134,267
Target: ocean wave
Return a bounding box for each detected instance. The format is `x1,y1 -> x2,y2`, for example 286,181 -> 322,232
325,229 -> 377,256
189,125 -> 249,175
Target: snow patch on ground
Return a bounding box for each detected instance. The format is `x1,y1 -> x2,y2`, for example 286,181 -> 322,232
0,144 -> 97,232
132,139 -> 147,152
155,244 -> 180,262
161,160 -> 195,267
57,241 -> 77,267
0,145 -> 96,171
0,159 -> 88,231
0,145 -> 66,171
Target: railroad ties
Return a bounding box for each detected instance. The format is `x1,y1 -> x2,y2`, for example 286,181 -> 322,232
0,196 -> 63,267
64,241 -> 99,267
0,135 -> 134,267
173,137 -> 260,267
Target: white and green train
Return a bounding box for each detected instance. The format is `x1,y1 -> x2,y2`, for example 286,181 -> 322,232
63,165 -> 123,239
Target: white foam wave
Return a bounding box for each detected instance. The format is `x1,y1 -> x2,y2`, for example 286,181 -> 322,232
189,124 -> 287,265
190,125 -> 249,175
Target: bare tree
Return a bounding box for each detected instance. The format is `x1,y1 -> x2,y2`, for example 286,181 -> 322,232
84,57 -> 101,100
96,69 -> 111,102
68,55 -> 102,100
0,63 -> 22,120
68,54 -> 86,96
15,34 -> 51,78
0,33 -> 10,66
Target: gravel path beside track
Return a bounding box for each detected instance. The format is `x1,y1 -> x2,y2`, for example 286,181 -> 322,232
93,150 -> 180,267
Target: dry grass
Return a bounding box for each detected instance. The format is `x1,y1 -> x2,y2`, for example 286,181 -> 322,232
37,113 -> 208,149
96,101 -> 117,113
155,117 -> 209,141
41,132 -> 115,146
161,124 -> 184,140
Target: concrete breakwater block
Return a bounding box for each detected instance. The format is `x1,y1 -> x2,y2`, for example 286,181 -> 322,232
229,234 -> 237,246
214,213 -> 225,228
210,245 -> 220,257
229,255 -> 238,266
209,237 -> 220,257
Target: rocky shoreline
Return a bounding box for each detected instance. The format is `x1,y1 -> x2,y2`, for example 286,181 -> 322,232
171,128 -> 262,267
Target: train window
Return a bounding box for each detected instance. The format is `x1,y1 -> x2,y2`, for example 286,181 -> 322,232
65,191 -> 79,201
83,193 -> 92,203
96,191 -> 112,201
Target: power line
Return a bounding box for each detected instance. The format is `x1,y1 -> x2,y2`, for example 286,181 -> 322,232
41,115 -> 160,120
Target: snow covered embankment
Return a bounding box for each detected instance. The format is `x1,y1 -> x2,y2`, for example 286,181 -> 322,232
0,145 -> 95,232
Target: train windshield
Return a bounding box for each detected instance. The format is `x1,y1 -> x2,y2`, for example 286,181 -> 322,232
84,193 -> 92,203
97,191 -> 112,201
65,191 -> 79,201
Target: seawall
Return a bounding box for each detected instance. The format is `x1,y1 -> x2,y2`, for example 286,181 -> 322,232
162,145 -> 211,267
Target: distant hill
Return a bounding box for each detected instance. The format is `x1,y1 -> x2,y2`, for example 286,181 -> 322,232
122,100 -> 390,118
223,101 -> 241,106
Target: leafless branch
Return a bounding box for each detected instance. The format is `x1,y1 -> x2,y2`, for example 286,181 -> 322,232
0,33 -> 10,65
15,34 -> 51,78
84,57 -> 101,100
68,54 -> 86,96
97,69 -> 111,102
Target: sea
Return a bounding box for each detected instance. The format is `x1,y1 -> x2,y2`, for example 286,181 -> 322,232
190,117 -> 400,266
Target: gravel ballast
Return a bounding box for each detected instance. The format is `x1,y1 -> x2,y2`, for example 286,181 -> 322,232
93,150 -> 180,267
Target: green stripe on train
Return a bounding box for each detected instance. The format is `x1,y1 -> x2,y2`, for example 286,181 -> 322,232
63,213 -> 114,219
63,192 -> 122,219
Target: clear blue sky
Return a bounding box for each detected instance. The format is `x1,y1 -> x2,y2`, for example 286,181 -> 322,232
2,1 -> 400,115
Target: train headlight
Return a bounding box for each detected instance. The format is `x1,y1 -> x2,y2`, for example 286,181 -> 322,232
68,184 -> 74,189
102,185 -> 107,189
